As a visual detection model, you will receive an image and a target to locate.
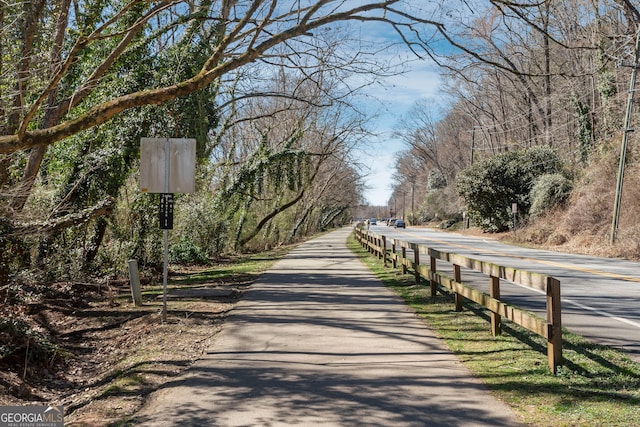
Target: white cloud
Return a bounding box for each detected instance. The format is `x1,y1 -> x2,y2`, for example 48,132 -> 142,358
319,4 -> 450,206
376,64 -> 444,111
359,59 -> 444,206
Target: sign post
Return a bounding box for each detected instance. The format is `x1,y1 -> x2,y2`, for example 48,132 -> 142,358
140,138 -> 196,322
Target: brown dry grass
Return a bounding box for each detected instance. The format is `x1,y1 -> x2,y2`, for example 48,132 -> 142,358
516,139 -> 640,260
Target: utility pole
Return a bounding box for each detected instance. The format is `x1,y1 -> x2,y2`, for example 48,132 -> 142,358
467,126 -> 478,229
611,26 -> 640,244
411,181 -> 415,222
471,126 -> 476,166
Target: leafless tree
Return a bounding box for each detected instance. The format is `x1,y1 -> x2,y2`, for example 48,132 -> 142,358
204,32 -> 375,249
0,0 -> 469,220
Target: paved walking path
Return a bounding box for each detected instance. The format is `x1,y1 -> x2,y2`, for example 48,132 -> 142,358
132,227 -> 522,426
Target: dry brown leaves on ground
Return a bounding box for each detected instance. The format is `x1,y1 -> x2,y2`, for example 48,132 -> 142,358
0,272 -> 244,426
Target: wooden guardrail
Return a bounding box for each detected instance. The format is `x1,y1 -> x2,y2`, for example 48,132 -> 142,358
353,225 -> 562,373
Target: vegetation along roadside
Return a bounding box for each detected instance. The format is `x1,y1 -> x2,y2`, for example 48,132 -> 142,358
347,233 -> 640,427
0,248 -> 288,426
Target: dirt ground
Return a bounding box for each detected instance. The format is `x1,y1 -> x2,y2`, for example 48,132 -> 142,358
0,269 -> 248,426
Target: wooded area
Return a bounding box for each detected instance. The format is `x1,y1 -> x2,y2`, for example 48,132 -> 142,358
389,0 -> 640,254
3,1 -> 640,419
0,0 -> 413,286
1,0 -> 639,295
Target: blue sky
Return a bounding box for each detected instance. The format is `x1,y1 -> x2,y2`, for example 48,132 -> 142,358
360,63 -> 443,206
352,39 -> 447,206
337,1 -> 460,207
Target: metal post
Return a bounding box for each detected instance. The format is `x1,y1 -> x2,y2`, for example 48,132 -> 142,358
162,230 -> 168,321
162,138 -> 170,323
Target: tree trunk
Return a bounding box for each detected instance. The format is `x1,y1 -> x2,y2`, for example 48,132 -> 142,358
288,203 -> 313,241
10,0 -> 72,211
543,2 -> 553,146
84,217 -> 108,266
239,190 -> 306,248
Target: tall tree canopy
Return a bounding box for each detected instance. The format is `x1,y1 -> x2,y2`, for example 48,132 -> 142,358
388,0 -> 640,231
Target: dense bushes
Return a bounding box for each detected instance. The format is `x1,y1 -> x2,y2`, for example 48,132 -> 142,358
168,238 -> 209,265
529,173 -> 573,219
456,146 -> 568,232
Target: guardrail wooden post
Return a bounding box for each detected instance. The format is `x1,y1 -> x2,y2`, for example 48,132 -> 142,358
413,244 -> 420,285
430,253 -> 437,296
352,225 -> 563,374
453,264 -> 462,312
392,240 -> 397,268
382,236 -> 387,267
547,277 -> 562,373
490,275 -> 501,336
401,246 -> 407,274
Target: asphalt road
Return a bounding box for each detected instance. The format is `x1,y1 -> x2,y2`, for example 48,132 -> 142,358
373,224 -> 640,363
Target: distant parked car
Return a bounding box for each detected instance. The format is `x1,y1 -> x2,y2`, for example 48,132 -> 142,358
370,218 -> 377,225
394,219 -> 406,228
387,218 -> 396,226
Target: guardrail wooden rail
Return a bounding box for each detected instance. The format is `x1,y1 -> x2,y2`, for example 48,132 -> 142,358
353,225 -> 562,373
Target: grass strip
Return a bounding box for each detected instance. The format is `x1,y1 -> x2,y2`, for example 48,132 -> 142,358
347,233 -> 640,427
